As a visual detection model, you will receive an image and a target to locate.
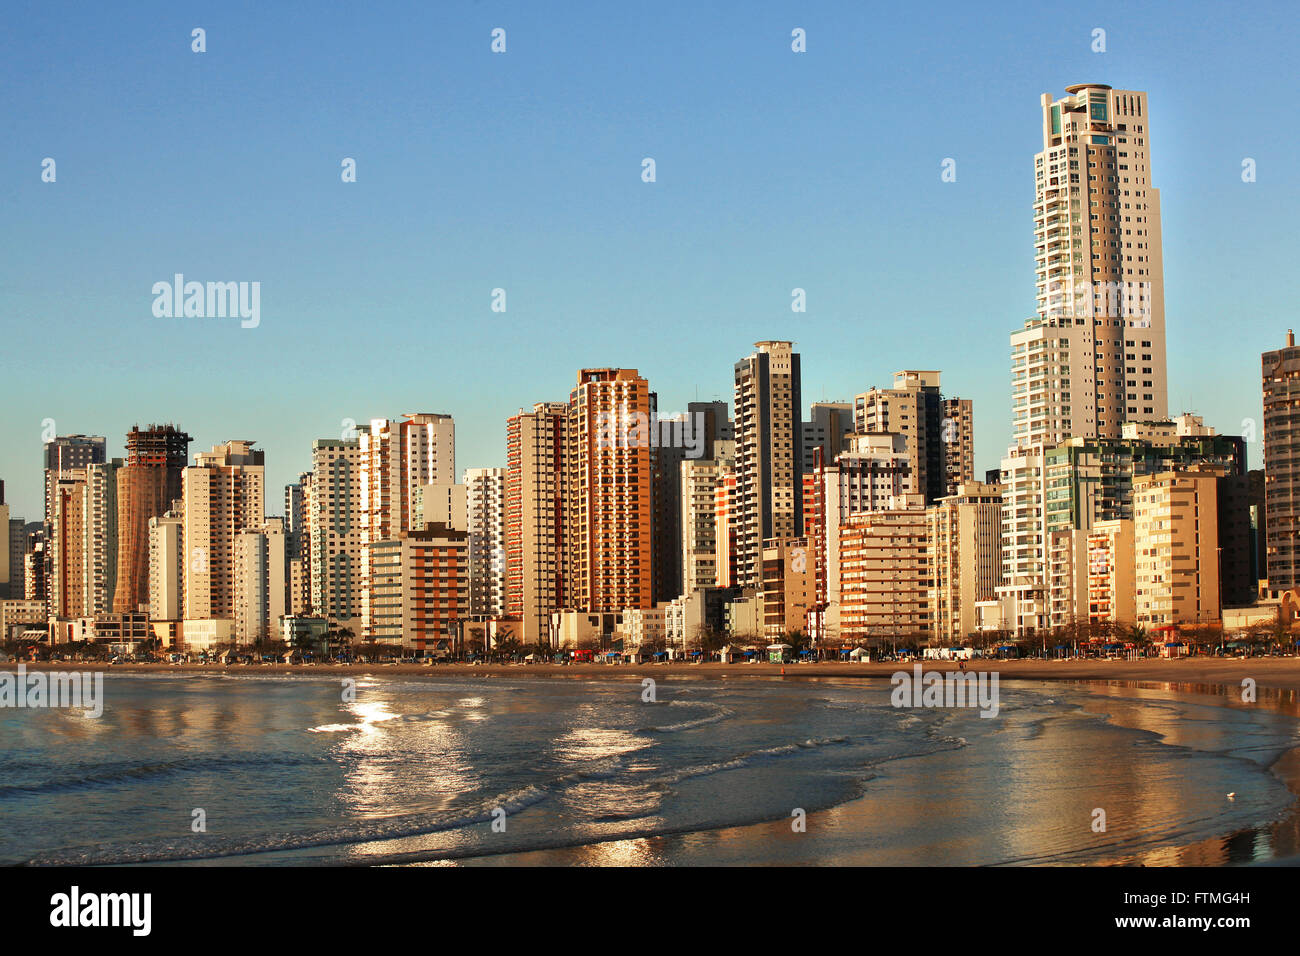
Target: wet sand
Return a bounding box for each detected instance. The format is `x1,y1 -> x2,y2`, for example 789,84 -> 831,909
17,656 -> 1300,694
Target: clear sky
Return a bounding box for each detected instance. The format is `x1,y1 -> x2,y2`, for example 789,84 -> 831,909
2,0 -> 1296,520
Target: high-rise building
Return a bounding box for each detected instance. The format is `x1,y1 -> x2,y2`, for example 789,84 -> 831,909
927,481 -> 1003,643
413,482 -> 466,531
681,448 -> 735,594
760,537 -> 814,640
568,369 -> 654,613
855,371 -> 972,504
997,417 -> 1243,633
0,487 -> 10,600
234,518 -> 286,645
713,467 -> 738,589
801,402 -> 854,472
505,402 -> 570,646
43,435 -> 106,528
838,498 -> 932,645
1263,330 -> 1300,590
183,441 -> 265,620
940,398 -> 975,497
362,524 -> 468,651
360,413 -> 456,545
651,400 -> 732,603
48,470 -> 87,620
284,478 -> 310,615
465,467 -> 507,618
308,435 -> 366,628
83,460 -> 120,617
113,424 -> 191,614
148,504 -> 184,621
734,341 -> 803,587
1134,471 -> 1220,625
1085,519 -> 1135,625
1011,84 -> 1168,447
359,414 -> 455,612
810,433 -> 915,646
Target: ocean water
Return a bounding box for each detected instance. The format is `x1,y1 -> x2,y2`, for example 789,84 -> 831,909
1,673 -> 1298,866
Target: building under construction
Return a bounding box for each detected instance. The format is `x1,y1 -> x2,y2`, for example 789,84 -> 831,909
113,424 -> 191,614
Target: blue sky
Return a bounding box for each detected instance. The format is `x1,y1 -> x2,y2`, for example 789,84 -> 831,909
2,0 -> 1296,519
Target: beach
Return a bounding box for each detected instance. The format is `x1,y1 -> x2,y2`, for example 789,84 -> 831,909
20,656 -> 1300,695
6,657 -> 1300,866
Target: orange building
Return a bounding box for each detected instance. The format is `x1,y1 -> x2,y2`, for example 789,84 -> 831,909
568,369 -> 654,612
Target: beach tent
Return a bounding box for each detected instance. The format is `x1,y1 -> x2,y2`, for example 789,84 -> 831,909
848,647 -> 869,662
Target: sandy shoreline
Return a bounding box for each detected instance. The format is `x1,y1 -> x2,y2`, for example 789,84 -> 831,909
14,656 -> 1300,694
11,655 -> 1300,866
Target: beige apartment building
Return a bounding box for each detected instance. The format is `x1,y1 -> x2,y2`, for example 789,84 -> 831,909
148,505 -> 184,621
734,341 -> 802,587
681,454 -> 733,594
855,371 -> 973,505
360,413 -> 455,574
567,369 -> 654,613
505,402 -> 570,645
49,463 -> 121,621
182,441 -> 265,620
1086,519 -> 1135,625
760,537 -> 814,641
838,497 -> 931,645
928,482 -> 1003,643
1134,471 -> 1220,626
234,518 -> 286,645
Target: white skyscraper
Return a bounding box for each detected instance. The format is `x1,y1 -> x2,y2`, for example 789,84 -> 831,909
1011,84 -> 1168,448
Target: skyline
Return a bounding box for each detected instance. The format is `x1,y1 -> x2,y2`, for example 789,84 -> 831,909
4,1 -> 1298,519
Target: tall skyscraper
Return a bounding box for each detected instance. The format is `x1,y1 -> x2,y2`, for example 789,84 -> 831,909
567,369 -> 654,613
734,341 -> 803,588
307,434 -> 367,628
183,441 -> 265,620
465,467 -> 507,618
113,424 -> 191,614
505,403 -> 570,645
1010,84 -> 1168,447
1263,330 -> 1300,589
